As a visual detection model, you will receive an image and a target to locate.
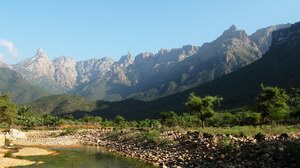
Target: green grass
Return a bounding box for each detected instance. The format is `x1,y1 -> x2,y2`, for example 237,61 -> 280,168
189,125 -> 300,136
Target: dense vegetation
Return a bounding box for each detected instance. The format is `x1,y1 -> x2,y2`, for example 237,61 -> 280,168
1,85 -> 299,133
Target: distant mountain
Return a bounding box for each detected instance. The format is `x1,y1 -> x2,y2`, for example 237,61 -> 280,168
117,21 -> 300,119
74,25 -> 281,101
250,24 -> 291,53
28,22 -> 300,120
6,24 -> 290,102
0,67 -> 50,103
78,21 -> 300,120
13,49 -> 68,93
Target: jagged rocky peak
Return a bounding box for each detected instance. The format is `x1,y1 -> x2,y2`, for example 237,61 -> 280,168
36,48 -> 47,57
182,45 -> 199,52
118,52 -> 133,67
53,56 -> 78,88
158,49 -> 170,55
250,24 -> 291,53
229,24 -> 238,31
219,25 -> 249,41
76,57 -> 115,84
16,48 -> 55,78
133,52 -> 155,64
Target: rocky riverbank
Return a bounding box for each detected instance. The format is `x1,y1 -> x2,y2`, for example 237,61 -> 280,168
3,128 -> 300,168
13,130 -> 80,147
77,129 -> 300,168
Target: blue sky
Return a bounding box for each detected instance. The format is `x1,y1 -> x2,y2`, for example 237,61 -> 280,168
0,0 -> 299,63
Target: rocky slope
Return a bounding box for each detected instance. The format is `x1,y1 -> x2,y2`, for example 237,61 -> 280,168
250,24 -> 290,53
7,24 -> 290,102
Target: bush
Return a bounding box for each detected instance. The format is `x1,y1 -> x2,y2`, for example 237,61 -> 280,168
138,119 -> 161,129
160,111 -> 179,127
138,130 -> 160,143
79,115 -> 102,124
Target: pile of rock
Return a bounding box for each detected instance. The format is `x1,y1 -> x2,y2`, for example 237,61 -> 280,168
77,129 -> 300,168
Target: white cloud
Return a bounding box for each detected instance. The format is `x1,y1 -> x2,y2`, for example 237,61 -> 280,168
0,39 -> 18,58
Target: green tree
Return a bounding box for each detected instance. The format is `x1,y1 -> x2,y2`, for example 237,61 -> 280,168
114,115 -> 125,124
256,85 -> 289,124
81,115 -> 102,124
41,113 -> 60,126
17,106 -> 33,125
0,95 -> 17,128
160,111 -> 178,127
185,93 -> 222,128
288,88 -> 300,119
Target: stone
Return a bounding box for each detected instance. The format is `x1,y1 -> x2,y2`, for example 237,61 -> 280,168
8,129 -> 27,140
254,133 -> 265,141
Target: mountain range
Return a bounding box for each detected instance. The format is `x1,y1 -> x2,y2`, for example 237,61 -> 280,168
28,21 -> 300,120
2,21 -> 293,120
0,24 -> 290,103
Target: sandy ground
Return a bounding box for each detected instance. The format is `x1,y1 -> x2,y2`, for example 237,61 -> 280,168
0,158 -> 36,167
14,147 -> 57,156
0,130 -> 76,168
0,147 -> 55,168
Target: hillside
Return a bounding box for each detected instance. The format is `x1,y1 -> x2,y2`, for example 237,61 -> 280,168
28,94 -> 98,116
0,67 -> 50,103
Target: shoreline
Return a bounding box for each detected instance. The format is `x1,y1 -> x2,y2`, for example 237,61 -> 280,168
5,128 -> 300,168
0,146 -> 56,168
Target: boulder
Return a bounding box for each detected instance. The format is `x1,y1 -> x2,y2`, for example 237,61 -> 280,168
8,129 -> 27,140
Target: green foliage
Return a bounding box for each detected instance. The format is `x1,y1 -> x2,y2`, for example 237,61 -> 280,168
256,85 -> 289,123
79,115 -> 102,124
114,115 -> 125,124
41,113 -> 60,126
137,119 -> 161,129
177,113 -> 198,128
0,95 -> 17,128
185,93 -> 222,128
138,130 -> 160,143
114,115 -> 128,128
160,111 -> 178,127
289,88 -> 300,118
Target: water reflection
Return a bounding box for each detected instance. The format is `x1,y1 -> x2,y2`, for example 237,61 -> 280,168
17,147 -> 155,168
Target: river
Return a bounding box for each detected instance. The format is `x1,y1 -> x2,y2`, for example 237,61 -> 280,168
15,146 -> 156,168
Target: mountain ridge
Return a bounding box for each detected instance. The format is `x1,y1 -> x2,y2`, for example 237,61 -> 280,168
2,23 -> 291,102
